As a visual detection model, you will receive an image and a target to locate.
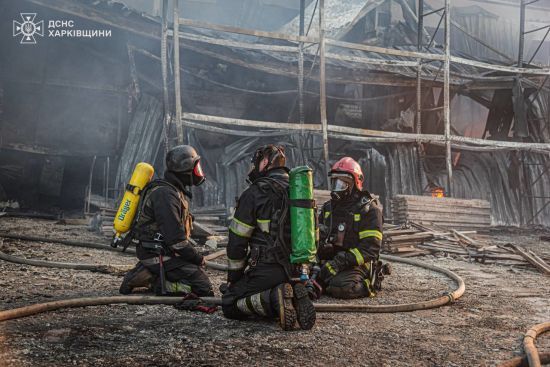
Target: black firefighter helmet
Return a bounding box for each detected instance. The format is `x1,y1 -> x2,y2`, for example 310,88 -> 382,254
247,144 -> 286,184
165,145 -> 205,186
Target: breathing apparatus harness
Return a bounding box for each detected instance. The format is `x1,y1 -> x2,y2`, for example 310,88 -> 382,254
249,174 -> 294,279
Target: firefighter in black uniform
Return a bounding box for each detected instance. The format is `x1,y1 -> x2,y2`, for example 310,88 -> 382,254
119,145 -> 214,297
318,157 -> 387,299
222,145 -> 316,330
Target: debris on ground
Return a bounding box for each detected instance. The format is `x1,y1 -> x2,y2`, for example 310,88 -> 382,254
0,217 -> 549,366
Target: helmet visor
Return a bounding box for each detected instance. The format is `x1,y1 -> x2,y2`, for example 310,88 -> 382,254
330,177 -> 350,192
192,161 -> 206,186
193,160 -> 204,178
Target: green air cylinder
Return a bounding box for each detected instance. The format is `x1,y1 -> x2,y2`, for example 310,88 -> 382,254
289,166 -> 317,264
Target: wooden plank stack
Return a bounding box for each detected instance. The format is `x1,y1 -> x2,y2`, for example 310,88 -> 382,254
391,195 -> 492,231
383,223 -> 477,257
193,208 -> 229,236
191,206 -> 229,247
383,222 -> 550,275
383,227 -> 434,256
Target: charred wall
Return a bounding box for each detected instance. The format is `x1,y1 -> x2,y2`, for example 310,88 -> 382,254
0,1 -> 163,210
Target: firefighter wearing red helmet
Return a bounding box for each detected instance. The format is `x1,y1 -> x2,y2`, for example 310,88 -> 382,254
316,157 -> 388,299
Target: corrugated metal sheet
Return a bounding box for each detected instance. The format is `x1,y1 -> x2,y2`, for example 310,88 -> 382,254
114,94 -> 163,191
383,145 -> 550,226
450,151 -> 550,226
71,0 -> 549,227
190,132 -> 326,209
451,6 -> 518,63
280,0 -> 387,38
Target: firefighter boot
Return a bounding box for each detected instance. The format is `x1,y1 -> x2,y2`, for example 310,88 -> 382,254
119,263 -> 154,294
235,284 -> 297,330
272,283 -> 297,331
293,283 -> 316,330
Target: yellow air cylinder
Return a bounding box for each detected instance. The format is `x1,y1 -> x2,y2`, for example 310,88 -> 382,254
113,162 -> 154,242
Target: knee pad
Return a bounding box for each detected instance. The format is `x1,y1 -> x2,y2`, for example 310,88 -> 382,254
120,264 -> 154,294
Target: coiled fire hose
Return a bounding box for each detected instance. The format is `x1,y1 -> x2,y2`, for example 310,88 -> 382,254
498,354 -> 550,367
497,322 -> 550,367
523,322 -> 550,367
0,235 -> 464,321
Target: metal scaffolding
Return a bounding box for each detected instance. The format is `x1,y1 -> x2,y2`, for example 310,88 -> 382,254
159,0 -> 550,197
518,0 -> 550,224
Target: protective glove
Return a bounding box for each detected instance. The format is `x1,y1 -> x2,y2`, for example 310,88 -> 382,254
174,293 -> 218,314
219,283 -> 229,294
317,242 -> 336,260
305,279 -> 323,300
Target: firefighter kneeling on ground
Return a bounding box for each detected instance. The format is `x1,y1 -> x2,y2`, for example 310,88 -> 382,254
221,144 -> 316,331
119,145 -> 214,297
316,157 -> 390,299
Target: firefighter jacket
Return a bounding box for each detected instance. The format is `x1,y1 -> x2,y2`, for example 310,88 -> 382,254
133,171 -> 203,266
226,168 -> 292,283
318,191 -> 383,276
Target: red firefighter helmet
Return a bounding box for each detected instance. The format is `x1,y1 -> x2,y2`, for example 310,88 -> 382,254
329,157 -> 364,191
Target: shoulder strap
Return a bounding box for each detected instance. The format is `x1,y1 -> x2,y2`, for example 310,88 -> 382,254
322,201 -> 332,227
254,177 -> 287,193
354,194 -> 373,213
254,177 -> 289,212
132,179 -> 174,232
255,177 -> 292,266
347,195 -> 371,234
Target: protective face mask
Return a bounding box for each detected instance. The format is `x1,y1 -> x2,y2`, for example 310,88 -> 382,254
192,161 -> 205,186
329,175 -> 353,201
330,177 -> 350,192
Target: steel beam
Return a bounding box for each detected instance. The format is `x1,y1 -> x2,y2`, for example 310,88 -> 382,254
319,0 -> 330,187
444,0 -> 453,196
173,0 -> 183,144
160,0 -> 170,151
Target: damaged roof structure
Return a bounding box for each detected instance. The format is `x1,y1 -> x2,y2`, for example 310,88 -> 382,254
0,0 -> 549,227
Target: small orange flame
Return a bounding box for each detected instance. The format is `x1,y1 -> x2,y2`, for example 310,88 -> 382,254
431,187 -> 445,198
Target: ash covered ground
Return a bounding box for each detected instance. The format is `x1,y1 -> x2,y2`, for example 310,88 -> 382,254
0,218 -> 549,366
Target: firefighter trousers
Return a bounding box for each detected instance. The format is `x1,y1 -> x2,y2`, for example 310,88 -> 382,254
222,262 -> 288,320
120,260 -> 214,297
325,266 -> 373,299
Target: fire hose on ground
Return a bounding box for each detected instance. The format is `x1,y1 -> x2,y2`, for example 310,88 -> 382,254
498,354 -> 550,367
2,235 -> 548,366
0,248 -> 132,275
0,233 -> 135,254
523,322 -> 550,367
0,234 -> 465,320
0,249 -> 464,314
0,237 -> 227,274
497,322 -> 550,367
0,233 -> 228,271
